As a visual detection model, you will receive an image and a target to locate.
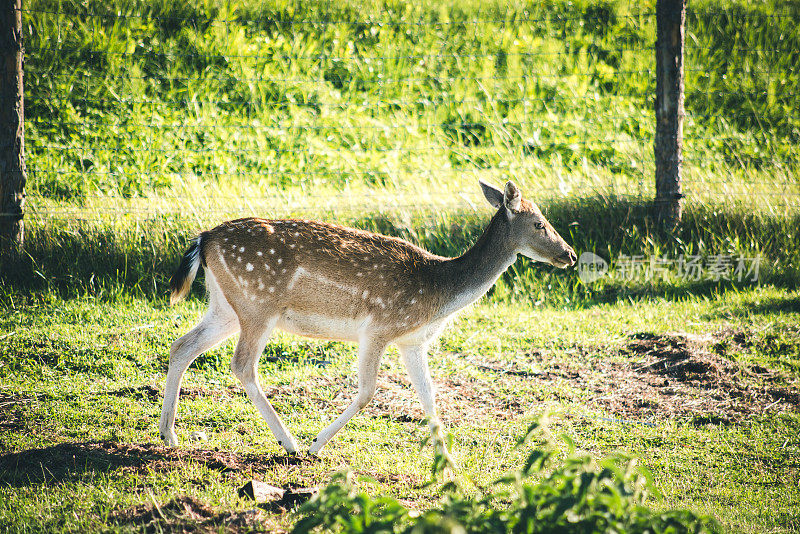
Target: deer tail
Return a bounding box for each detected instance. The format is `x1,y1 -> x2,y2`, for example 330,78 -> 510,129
169,234 -> 206,305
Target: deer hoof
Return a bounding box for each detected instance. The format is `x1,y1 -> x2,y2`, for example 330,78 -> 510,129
161,430 -> 179,447
280,437 -> 299,455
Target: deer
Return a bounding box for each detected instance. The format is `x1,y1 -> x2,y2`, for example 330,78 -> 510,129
159,180 -> 577,456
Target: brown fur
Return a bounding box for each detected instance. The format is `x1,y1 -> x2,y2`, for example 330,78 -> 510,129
203,218 -> 445,339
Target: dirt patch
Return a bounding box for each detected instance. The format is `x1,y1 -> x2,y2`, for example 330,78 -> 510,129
0,440 -> 312,487
104,384 -> 243,401
264,370 -> 536,426
111,495 -> 267,533
588,332 -> 800,424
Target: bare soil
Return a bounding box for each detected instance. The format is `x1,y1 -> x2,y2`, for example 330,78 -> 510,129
592,331 -> 800,423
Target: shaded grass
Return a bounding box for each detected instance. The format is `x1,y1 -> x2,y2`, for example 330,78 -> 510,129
2,197 -> 797,308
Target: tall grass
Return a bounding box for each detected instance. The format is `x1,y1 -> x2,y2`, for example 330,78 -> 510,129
6,0 -> 798,305
3,197 -> 797,307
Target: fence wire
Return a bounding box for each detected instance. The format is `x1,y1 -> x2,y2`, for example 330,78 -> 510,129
21,1 -> 800,228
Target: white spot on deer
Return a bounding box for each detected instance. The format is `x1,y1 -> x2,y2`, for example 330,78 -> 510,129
277,258 -> 283,264
410,298 -> 417,304
289,244 -> 296,249
269,286 -> 275,293
294,232 -> 300,237
239,246 -> 245,253
418,288 -> 424,294
223,238 -> 228,242
270,248 -> 275,254
362,290 -> 369,299
258,279 -> 265,290
281,268 -> 287,274
237,256 -> 242,263
356,272 -> 363,277
257,251 -> 263,257
287,267 -> 307,290
246,263 -> 254,272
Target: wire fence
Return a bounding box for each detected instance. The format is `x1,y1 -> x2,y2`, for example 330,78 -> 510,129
20,1 -> 800,228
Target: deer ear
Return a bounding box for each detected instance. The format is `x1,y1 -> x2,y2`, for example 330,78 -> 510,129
479,180 -> 504,209
504,181 -> 522,212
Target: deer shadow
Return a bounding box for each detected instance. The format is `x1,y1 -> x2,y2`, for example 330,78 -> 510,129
0,440 -> 310,488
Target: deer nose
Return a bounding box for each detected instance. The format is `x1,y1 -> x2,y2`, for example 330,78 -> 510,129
559,249 -> 577,266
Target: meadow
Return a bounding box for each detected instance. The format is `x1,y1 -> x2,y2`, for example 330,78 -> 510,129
1,0 -> 799,531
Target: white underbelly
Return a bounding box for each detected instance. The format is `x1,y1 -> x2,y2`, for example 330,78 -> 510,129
276,310 -> 368,342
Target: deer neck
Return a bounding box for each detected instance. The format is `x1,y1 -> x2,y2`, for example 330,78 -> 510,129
434,210 -> 518,318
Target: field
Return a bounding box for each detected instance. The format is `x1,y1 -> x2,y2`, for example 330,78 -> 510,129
1,0 -> 800,532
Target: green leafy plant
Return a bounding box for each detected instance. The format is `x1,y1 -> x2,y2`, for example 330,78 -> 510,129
292,418 -> 720,533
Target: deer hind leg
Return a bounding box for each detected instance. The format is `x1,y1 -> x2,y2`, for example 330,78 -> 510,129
231,318 -> 299,454
309,338 -> 387,456
159,282 -> 239,446
398,343 -> 450,458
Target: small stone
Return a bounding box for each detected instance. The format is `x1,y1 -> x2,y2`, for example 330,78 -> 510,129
189,430 -> 208,442
238,480 -> 285,503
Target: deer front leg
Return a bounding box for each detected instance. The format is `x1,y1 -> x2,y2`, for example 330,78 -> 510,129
309,338 -> 387,455
231,320 -> 299,454
398,343 -> 451,459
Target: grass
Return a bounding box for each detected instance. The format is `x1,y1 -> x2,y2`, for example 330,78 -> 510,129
1,0 -> 799,531
1,290 -> 799,532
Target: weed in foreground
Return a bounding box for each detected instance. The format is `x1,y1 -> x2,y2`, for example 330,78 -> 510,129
291,417 -> 720,533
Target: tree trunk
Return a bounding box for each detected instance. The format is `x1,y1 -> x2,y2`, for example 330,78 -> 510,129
0,0 -> 26,250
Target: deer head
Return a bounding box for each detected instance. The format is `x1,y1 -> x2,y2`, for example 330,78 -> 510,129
479,180 -> 577,268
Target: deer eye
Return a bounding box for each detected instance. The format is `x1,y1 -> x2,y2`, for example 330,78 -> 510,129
534,222 -> 545,230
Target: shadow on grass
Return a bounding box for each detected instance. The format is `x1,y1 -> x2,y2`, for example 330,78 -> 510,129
1,197 -> 797,304
699,292 -> 800,320
744,295 -> 800,315
0,440 -> 310,487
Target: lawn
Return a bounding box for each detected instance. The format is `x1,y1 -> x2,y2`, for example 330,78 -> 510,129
1,287 -> 799,532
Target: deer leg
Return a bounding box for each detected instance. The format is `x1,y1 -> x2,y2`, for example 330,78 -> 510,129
231,319 -> 299,454
398,343 -> 450,457
309,338 -> 387,455
160,300 -> 239,446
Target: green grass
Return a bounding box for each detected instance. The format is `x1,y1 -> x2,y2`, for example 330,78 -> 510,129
1,290 -> 799,532
1,0 -> 799,531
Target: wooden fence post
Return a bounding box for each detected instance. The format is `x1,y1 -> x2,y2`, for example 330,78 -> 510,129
0,0 -> 26,249
654,0 -> 686,229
